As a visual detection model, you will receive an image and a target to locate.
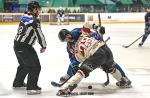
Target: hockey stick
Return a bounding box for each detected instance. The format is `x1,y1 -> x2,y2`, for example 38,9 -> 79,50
98,13 -> 110,86
104,37 -> 110,43
98,13 -> 101,27
103,37 -> 110,86
122,34 -> 144,48
51,77 -> 71,87
103,73 -> 109,86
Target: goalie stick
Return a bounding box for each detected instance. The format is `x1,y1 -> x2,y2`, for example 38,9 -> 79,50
122,34 -> 144,48
51,37 -> 111,87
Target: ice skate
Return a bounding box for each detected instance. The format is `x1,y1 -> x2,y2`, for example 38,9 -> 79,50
27,86 -> 41,95
116,77 -> 132,88
56,84 -> 77,96
13,83 -> 27,89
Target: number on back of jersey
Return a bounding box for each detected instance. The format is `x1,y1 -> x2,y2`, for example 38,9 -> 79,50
75,36 -> 97,56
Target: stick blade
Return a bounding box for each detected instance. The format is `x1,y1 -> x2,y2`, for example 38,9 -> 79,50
103,81 -> 109,86
51,81 -> 62,87
122,45 -> 129,48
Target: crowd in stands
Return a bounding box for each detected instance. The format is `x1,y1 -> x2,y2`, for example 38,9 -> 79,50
47,8 -> 80,13
47,6 -> 147,13
33,1 -> 149,13
1,0 -> 148,13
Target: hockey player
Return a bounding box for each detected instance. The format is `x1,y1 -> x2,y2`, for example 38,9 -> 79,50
57,23 -> 132,96
58,23 -> 104,84
139,6 -> 150,47
13,1 -> 46,95
56,9 -> 65,25
58,28 -> 81,84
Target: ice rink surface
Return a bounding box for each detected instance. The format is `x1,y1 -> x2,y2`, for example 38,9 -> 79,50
0,23 -> 150,98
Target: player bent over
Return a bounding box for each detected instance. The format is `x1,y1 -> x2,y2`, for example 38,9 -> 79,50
58,23 -> 105,84
57,23 -> 132,96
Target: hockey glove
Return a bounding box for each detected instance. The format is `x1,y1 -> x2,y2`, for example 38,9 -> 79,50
92,24 -> 98,30
92,24 -> 105,34
98,26 -> 105,35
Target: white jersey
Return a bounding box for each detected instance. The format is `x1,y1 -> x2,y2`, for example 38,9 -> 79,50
75,34 -> 105,62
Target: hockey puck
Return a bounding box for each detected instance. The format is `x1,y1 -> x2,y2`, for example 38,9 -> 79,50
88,85 -> 92,89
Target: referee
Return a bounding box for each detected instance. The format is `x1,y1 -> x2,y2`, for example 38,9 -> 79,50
13,1 -> 46,95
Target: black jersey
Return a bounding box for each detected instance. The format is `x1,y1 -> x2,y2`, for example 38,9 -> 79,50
15,14 -> 46,48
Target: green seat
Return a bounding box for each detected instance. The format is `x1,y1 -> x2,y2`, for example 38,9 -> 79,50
140,0 -> 150,7
118,0 -> 133,4
140,0 -> 150,4
0,0 -> 4,9
75,0 -> 102,7
97,0 -> 114,4
19,0 -> 53,7
98,0 -> 116,12
51,0 -> 73,7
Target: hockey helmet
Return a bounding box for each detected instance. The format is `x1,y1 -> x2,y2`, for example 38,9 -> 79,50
27,1 -> 41,11
82,22 -> 92,33
147,6 -> 150,13
58,29 -> 70,42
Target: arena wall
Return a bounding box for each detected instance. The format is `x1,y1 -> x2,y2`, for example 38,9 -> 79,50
0,13 -> 145,25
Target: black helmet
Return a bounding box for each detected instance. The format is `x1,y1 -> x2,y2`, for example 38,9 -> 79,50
58,29 -> 70,42
27,1 -> 41,11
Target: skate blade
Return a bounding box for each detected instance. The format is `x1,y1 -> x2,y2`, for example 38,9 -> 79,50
118,84 -> 132,88
27,90 -> 41,95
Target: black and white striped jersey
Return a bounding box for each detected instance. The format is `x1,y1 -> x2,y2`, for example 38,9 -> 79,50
15,14 -> 47,48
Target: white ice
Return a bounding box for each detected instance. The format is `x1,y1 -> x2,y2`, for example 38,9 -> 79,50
0,23 -> 150,98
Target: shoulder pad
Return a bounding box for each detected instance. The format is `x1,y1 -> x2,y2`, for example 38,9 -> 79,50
21,14 -> 33,22
71,28 -> 82,41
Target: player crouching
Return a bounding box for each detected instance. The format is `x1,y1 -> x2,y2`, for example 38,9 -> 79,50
57,23 -> 132,96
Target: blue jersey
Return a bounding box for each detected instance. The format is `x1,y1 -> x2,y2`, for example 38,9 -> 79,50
57,10 -> 65,17
145,13 -> 150,29
66,28 -> 103,65
67,28 -> 82,65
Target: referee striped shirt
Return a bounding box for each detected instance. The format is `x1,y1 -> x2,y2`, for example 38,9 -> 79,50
15,14 -> 47,48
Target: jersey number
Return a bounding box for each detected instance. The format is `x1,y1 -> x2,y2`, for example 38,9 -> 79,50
77,37 -> 93,55
18,26 -> 23,34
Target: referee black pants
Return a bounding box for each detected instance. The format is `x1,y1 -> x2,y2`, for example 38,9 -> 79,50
13,41 -> 41,90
